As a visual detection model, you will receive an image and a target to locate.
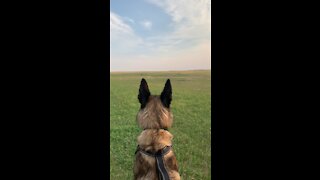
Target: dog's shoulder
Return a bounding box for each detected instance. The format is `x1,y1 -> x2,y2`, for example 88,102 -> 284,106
137,129 -> 173,152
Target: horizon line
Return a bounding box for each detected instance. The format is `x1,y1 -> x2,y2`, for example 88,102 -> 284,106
110,68 -> 211,73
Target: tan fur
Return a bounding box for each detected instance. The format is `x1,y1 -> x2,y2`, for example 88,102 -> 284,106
134,80 -> 180,180
134,130 -> 180,180
137,129 -> 173,152
136,96 -> 173,129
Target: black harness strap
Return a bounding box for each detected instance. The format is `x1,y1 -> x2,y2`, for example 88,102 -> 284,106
156,154 -> 170,180
135,145 -> 172,180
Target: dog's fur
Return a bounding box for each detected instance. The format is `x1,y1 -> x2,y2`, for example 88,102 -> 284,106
134,79 -> 180,180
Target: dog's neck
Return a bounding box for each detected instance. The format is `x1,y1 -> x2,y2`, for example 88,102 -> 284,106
137,129 -> 173,153
143,128 -> 168,131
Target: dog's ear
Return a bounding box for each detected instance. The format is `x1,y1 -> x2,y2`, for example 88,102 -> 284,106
161,79 -> 172,108
138,78 -> 151,109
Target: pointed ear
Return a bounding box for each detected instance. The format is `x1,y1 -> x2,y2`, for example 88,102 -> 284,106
160,79 -> 172,108
138,78 -> 151,109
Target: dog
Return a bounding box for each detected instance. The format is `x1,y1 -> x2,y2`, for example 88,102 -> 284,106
134,78 -> 181,180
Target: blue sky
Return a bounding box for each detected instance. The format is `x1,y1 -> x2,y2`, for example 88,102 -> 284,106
110,0 -> 211,71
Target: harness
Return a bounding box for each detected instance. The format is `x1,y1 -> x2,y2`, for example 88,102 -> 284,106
135,145 -> 172,180
135,128 -> 172,180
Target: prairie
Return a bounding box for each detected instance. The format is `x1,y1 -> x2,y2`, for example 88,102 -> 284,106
110,70 -> 211,179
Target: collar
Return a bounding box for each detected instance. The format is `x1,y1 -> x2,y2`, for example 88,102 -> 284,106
143,128 -> 168,131
135,145 -> 172,157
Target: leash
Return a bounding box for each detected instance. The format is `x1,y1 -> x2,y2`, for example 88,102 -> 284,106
135,145 -> 172,180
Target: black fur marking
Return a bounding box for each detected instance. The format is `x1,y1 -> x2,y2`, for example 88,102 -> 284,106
160,79 -> 172,108
138,78 -> 151,109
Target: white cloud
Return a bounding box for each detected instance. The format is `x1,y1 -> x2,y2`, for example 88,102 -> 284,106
140,20 -> 152,30
144,0 -> 211,51
124,17 -> 135,24
145,0 -> 211,26
110,11 -> 143,50
111,0 -> 210,51
110,11 -> 133,35
110,0 -> 211,71
110,11 -> 144,69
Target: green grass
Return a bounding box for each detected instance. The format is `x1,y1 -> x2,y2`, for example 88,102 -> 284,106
110,70 -> 211,179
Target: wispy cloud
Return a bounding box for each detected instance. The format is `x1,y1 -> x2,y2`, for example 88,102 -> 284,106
146,0 -> 211,24
110,11 -> 133,35
110,0 -> 211,71
124,17 -> 135,24
140,20 -> 152,30
110,11 -> 143,51
145,0 -> 211,51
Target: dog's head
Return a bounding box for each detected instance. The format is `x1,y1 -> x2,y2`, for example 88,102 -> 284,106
136,78 -> 173,129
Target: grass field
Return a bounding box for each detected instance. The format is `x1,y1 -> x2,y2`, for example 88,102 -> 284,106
110,70 -> 211,179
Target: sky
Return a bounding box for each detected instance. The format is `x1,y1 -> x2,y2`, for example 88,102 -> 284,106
110,0 -> 211,72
